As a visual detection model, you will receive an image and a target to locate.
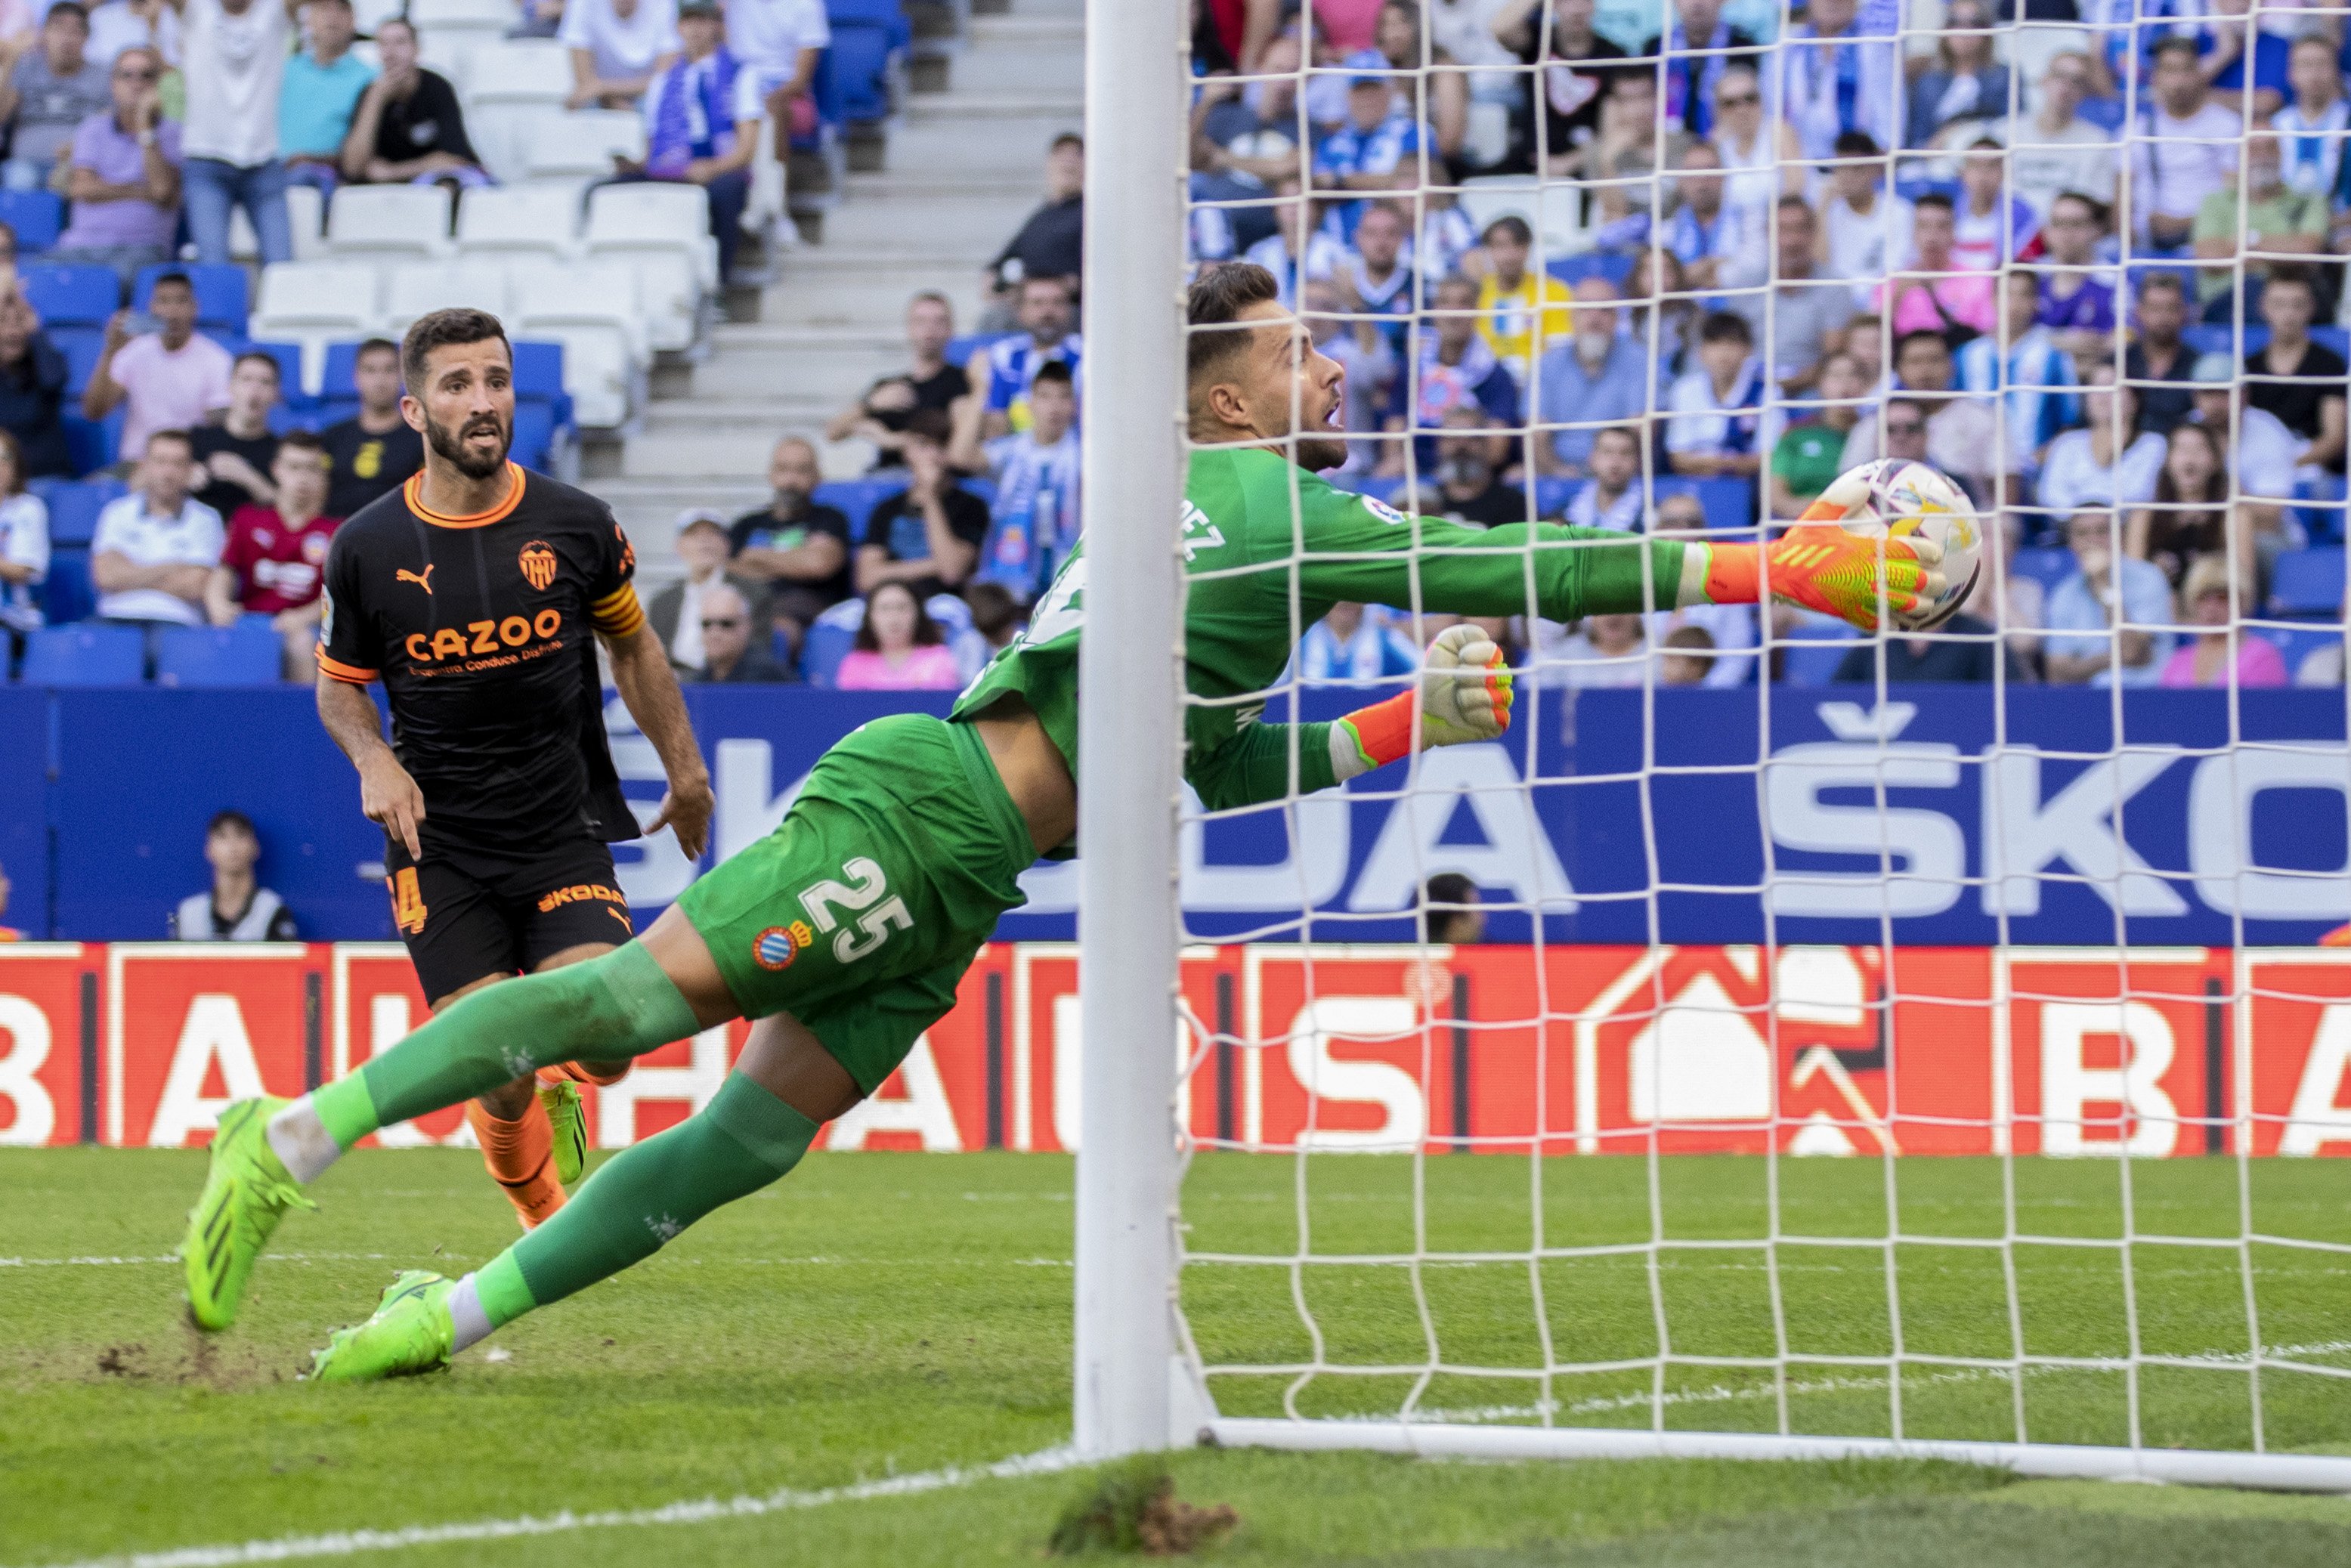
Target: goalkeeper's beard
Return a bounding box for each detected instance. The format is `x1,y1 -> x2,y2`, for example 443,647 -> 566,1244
1286,431 -> 1349,472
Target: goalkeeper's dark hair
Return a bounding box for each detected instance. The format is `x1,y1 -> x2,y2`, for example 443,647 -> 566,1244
1187,261 -> 1282,385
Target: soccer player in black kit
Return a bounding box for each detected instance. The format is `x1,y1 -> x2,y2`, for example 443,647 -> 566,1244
312,308 -> 713,1229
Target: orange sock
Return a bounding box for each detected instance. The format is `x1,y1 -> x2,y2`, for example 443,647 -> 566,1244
468,1097 -> 566,1230
546,1059 -> 633,1089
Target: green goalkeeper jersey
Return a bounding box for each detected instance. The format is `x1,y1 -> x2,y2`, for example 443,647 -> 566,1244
948,446 -> 1693,825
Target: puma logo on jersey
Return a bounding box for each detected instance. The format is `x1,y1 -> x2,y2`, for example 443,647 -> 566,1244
395,565 -> 434,594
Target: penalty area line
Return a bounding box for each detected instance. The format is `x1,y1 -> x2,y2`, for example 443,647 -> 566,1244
21,1447 -> 1084,1568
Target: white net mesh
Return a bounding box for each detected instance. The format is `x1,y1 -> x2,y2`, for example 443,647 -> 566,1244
1168,0 -> 2351,1464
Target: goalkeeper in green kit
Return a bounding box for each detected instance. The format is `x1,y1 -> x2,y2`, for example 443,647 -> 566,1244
178,261 -> 1941,1380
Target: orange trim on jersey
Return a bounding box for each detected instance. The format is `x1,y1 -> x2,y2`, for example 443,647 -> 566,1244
590,583 -> 646,637
315,648 -> 377,684
403,463 -> 527,530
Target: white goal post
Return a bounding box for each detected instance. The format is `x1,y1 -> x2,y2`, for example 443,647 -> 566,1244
1072,0 -> 2351,1492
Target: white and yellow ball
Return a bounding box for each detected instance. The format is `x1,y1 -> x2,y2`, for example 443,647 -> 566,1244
1812,458 -> 1981,631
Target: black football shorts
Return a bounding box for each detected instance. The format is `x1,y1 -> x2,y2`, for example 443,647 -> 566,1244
383,835 -> 636,1005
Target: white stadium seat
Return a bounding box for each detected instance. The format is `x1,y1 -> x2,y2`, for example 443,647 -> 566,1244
326,184 -> 455,261
227,181 -> 326,262
409,0 -> 515,32
351,0 -> 402,28
523,110 -> 645,184
382,261 -> 513,337
507,259 -> 648,428
249,262 -> 385,392
455,185 -> 580,262
462,104 -> 559,185
464,40 -> 571,108
582,184 -> 714,351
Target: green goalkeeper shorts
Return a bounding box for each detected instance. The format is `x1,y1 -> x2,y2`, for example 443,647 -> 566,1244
675,713 -> 1035,1095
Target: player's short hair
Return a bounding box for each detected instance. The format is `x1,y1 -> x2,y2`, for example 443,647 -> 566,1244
1481,215 -> 1532,247
1697,311 -> 1752,347
144,427 -> 194,456
277,429 -> 326,457
963,580 -> 1022,642
206,809 -> 256,839
354,336 -> 400,364
1032,358 -> 1075,391
232,350 -> 281,382
401,307 -> 509,393
1186,260 -> 1282,385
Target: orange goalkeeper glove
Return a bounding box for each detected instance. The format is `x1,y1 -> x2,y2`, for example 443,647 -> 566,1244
1701,514 -> 1946,633
1334,623 -> 1513,778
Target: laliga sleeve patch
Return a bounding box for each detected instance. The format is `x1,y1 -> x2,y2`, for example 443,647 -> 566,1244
1360,495 -> 1410,527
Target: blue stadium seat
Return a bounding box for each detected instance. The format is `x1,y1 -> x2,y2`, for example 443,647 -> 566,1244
20,623 -> 142,684
1545,253 -> 1635,289
800,599 -> 863,688
2078,95 -> 2127,131
512,339 -> 565,399
61,407 -> 122,475
2259,625 -> 2343,682
36,546 -> 91,622
0,189 -> 63,252
2269,547 -> 2345,617
802,42 -> 846,148
1530,475 -> 1575,518
814,474 -> 911,536
2294,473 -> 2347,545
1654,476 -> 1755,534
214,338 -> 306,403
155,622 -> 282,687
53,324 -> 103,397
133,264 -> 249,332
2010,547 -> 2076,597
39,479 -> 118,546
21,264 -> 119,325
830,21 -> 902,122
513,400 -> 556,472
946,332 -> 1013,368
1778,623 -> 1858,686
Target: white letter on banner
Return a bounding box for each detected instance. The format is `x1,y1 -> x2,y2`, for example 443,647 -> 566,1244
150,994 -> 266,1147
596,1025 -> 732,1147
2188,750 -> 2351,921
824,1035 -> 963,1150
2281,1004 -> 2351,1156
1980,752 -> 2186,917
2038,1000 -> 2179,1158
605,697 -> 701,905
1629,972 -> 1775,1124
1183,786 -> 1352,912
0,995 -> 55,1146
716,738 -> 811,861
1348,744 -> 1575,914
1283,997 -> 1426,1152
1764,742 -> 1965,917
1048,993 -> 1193,1152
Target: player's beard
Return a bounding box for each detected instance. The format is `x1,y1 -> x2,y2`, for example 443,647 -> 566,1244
423,407 -> 512,480
1292,435 -> 1349,472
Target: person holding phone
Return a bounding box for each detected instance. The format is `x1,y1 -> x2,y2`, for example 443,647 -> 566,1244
46,41 -> 178,287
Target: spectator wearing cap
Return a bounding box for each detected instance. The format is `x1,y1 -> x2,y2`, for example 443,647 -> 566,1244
0,2 -> 109,193
563,0 -> 679,110
987,132 -> 1083,317
338,17 -> 483,187
648,506 -> 763,675
85,270 -> 230,462
0,289 -> 72,477
827,291 -> 970,471
2189,350 -> 2300,505
691,580 -> 793,682
725,0 -> 823,162
607,0 -> 756,279
961,273 -> 1079,447
47,42 -> 177,283
729,433 -> 851,653
1475,215 -> 1574,382
277,0 -> 371,192
1534,281 -> 1646,478
177,0 -> 300,268
187,349 -> 282,521
319,337 -> 422,515
203,429 -> 335,679
0,431 -> 47,657
172,810 -> 299,940
956,356 -> 1078,604
855,408 -> 988,602
92,428 -> 223,629
2124,272 -> 2196,437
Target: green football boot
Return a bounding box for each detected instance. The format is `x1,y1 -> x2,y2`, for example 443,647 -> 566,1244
182,1096 -> 316,1331
311,1270 -> 456,1383
538,1078 -> 587,1186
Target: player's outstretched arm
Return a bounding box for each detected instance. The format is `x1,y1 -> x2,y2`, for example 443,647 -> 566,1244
316,671 -> 425,859
602,622 -> 714,861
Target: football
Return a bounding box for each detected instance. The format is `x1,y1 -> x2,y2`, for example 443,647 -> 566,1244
1814,458 -> 1983,632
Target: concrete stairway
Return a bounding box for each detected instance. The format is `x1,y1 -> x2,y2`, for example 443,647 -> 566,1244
607,0 -> 1083,579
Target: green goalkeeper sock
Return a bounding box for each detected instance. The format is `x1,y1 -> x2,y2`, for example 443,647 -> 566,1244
459,1072 -> 818,1328
306,942 -> 702,1155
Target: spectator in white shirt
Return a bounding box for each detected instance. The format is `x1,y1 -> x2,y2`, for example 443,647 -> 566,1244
1664,310 -> 1768,479
172,809 -> 299,940
1994,50 -> 2118,219
85,0 -> 176,67
0,430 -> 45,654
1771,0 -> 1898,162
562,0 -> 679,110
2272,35 -> 2349,200
1298,601 -> 1420,684
2188,350 -> 2300,503
1817,128 -> 1912,293
1240,176 -> 1344,311
1647,487 -> 1756,685
2130,36 -> 2241,252
171,0 -> 299,266
725,0 -> 823,159
2035,363 -> 2166,521
2043,506 -> 2176,686
82,270 -> 231,462
1566,424 -> 1644,532
1951,138 -> 2039,272
91,426 -> 223,627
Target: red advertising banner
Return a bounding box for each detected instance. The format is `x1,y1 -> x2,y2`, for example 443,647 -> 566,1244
0,942 -> 2345,1156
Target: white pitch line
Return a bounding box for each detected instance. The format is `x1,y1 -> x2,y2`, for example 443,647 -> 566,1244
19,1447 -> 1083,1568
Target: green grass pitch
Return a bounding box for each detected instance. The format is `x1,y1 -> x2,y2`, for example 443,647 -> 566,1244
5,1147 -> 2351,1566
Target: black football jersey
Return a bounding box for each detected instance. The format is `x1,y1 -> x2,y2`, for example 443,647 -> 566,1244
317,462 -> 648,854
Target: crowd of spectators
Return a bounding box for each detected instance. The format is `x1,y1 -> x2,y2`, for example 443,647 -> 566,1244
1179,0 -> 2351,691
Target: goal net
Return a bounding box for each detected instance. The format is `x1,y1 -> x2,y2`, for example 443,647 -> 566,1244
1076,0 -> 2351,1489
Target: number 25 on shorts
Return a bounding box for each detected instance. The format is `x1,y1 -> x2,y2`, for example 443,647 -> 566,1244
387,867 -> 428,935
800,857 -> 911,964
